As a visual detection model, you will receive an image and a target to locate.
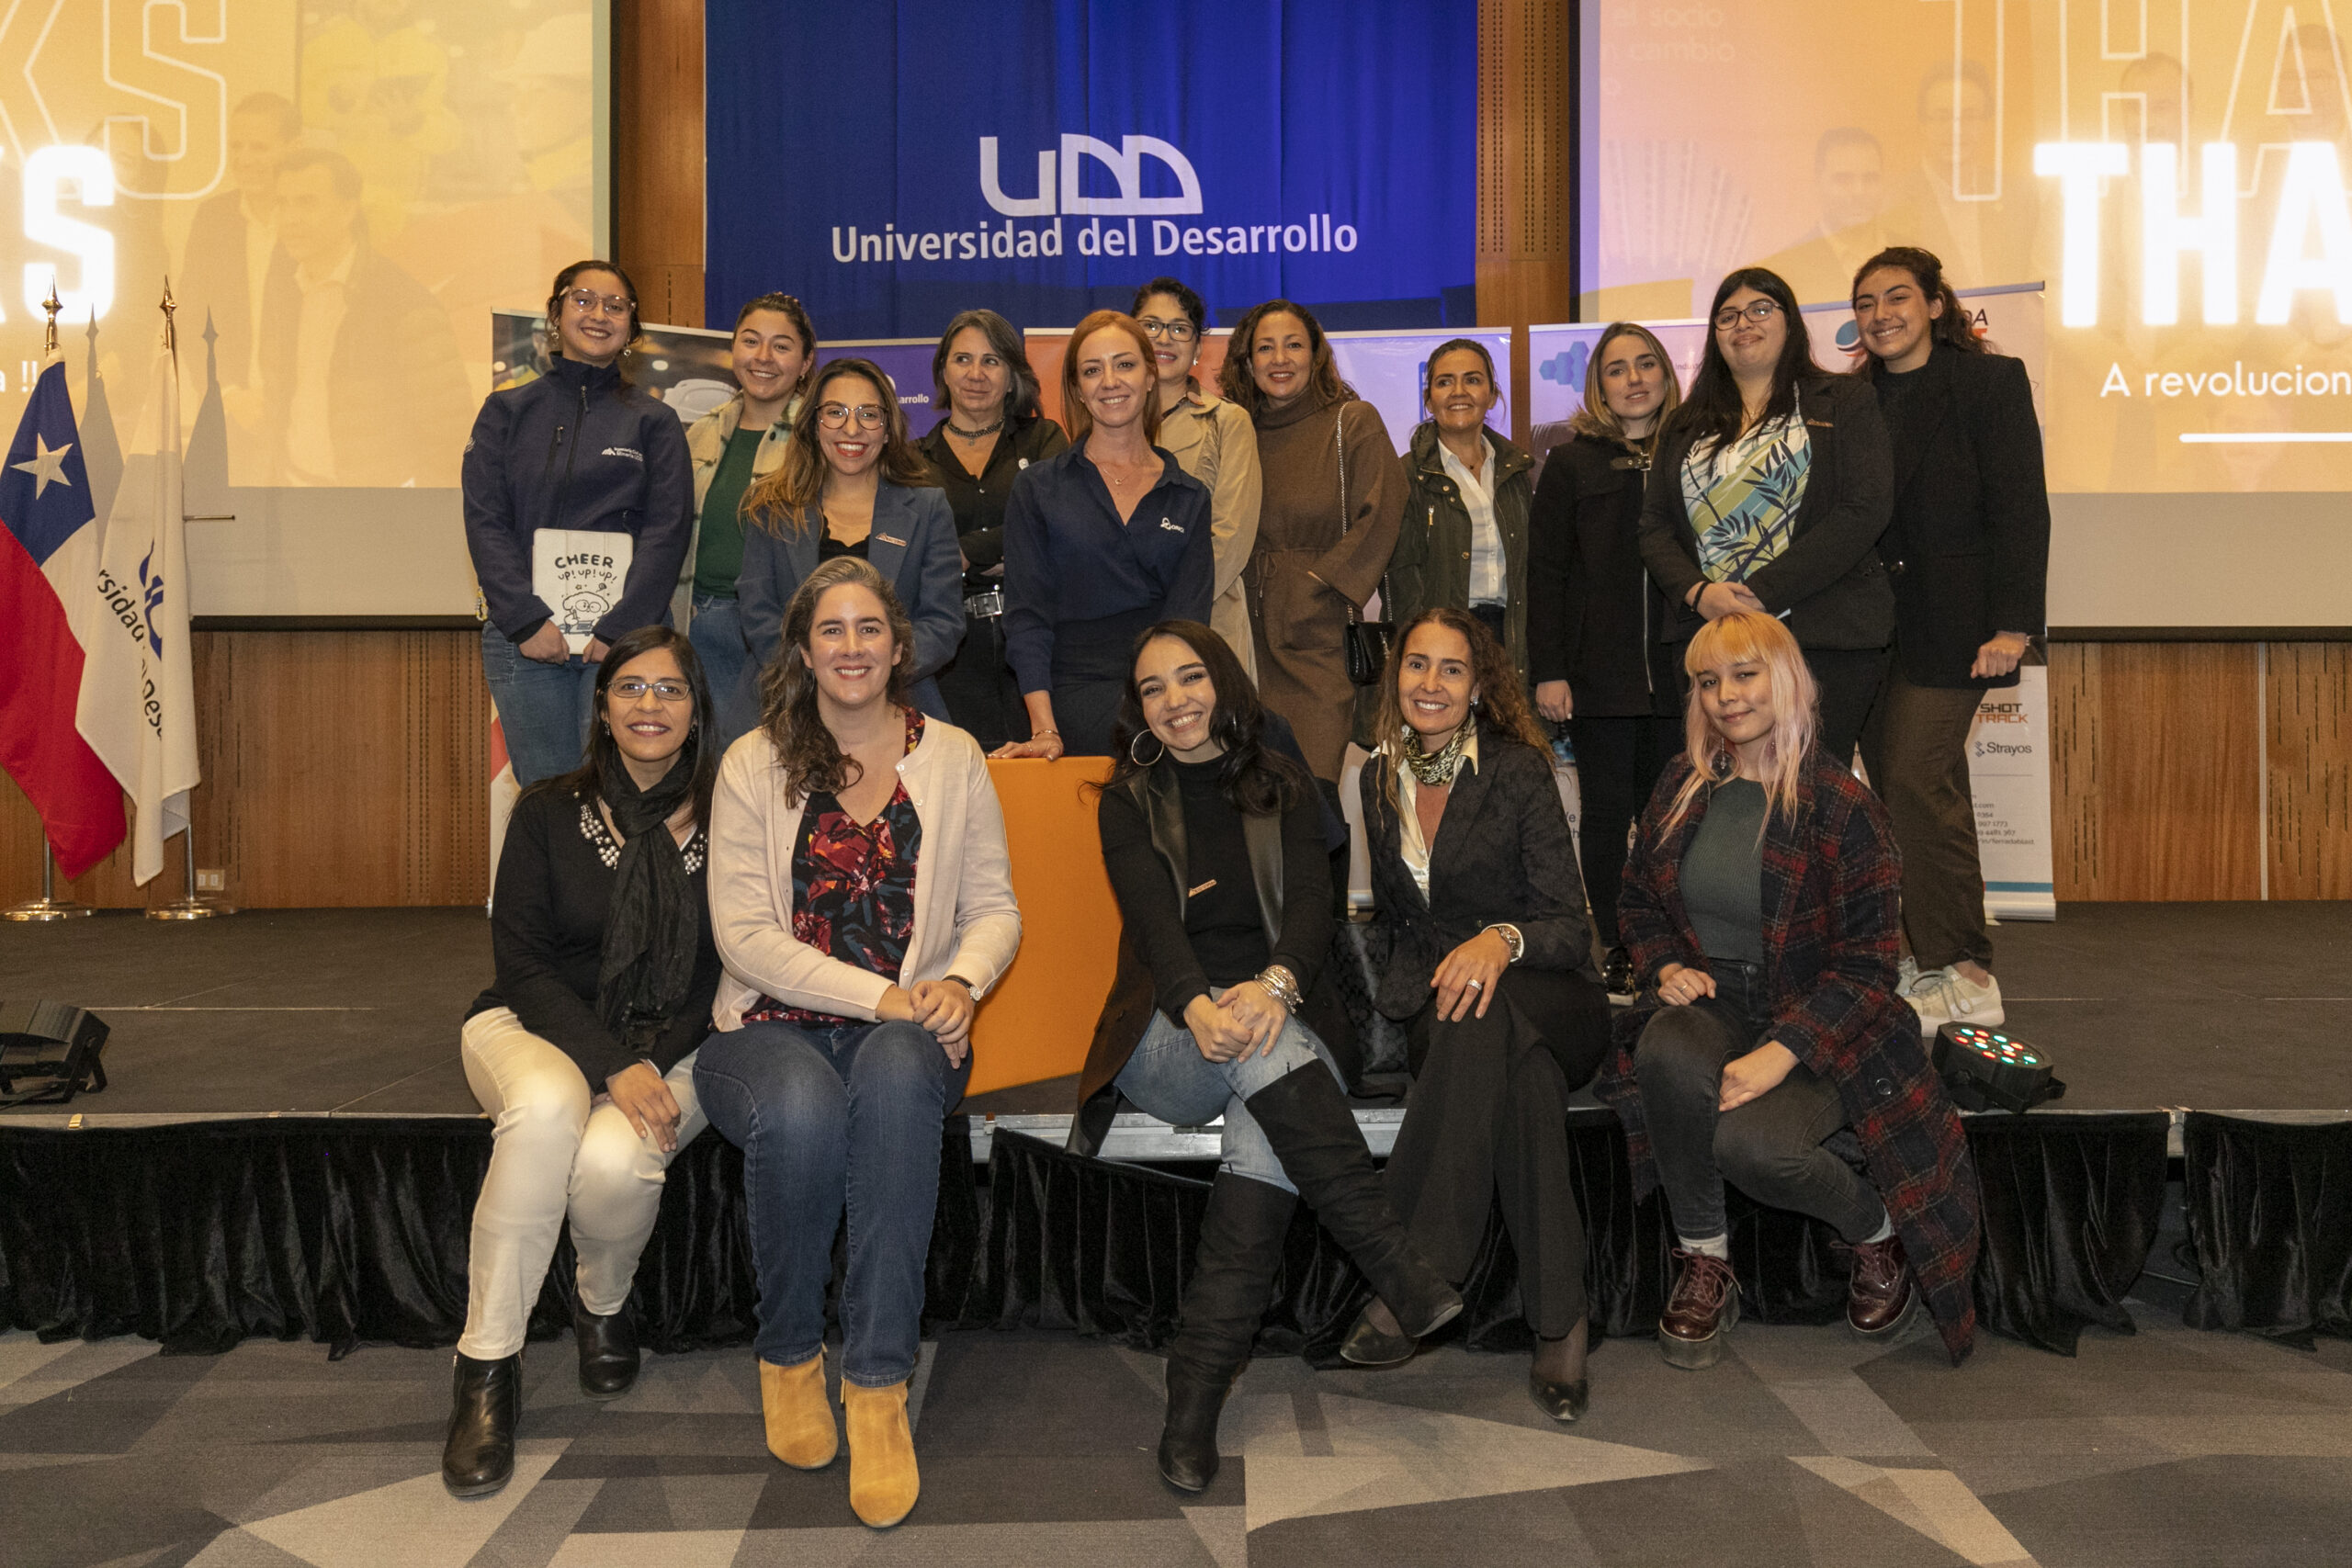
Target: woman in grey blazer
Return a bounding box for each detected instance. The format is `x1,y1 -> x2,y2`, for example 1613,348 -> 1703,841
736,358 -> 966,728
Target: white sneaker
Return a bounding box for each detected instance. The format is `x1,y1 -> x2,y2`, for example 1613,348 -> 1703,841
1905,965 -> 2005,1030
1897,955 -> 1920,996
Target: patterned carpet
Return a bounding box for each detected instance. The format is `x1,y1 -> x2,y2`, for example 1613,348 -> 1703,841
8,1305 -> 2350,1567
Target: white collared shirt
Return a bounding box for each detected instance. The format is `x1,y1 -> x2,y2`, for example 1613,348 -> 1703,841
1440,436 -> 1505,606
1391,728 -> 1481,899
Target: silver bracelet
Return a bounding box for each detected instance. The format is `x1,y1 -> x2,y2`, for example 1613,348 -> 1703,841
1255,964 -> 1302,1011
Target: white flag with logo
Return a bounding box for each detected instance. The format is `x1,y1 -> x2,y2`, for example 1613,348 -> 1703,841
75,338 -> 198,884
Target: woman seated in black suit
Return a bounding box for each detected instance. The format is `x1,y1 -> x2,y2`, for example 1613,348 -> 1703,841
1344,607 -> 1614,1421
1067,619 -> 1461,1495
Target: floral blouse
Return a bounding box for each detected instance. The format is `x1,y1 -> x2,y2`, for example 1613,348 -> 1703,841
744,708 -> 925,1027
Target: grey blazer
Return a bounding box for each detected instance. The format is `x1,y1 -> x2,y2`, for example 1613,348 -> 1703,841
734,480 -> 967,721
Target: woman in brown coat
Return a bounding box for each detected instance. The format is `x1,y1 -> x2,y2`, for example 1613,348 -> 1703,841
1219,299 -> 1405,784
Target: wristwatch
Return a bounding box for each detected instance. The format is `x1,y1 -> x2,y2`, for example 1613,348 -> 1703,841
1485,923 -> 1525,964
943,973 -> 982,1000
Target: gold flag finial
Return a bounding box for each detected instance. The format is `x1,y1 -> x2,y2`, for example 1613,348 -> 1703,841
160,276 -> 177,355
40,276 -> 60,355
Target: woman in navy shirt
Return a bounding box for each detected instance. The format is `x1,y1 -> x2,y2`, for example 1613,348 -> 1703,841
996,310 -> 1213,759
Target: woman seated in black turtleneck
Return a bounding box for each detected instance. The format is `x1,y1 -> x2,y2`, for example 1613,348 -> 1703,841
1067,620 -> 1460,1495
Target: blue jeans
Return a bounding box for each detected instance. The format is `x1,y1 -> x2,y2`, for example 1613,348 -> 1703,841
687,592 -> 761,746
481,622 -> 599,787
1113,1002 -> 1341,1190
693,1019 -> 971,1385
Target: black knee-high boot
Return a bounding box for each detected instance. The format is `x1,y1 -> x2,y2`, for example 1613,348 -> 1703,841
1243,1064 -> 1464,1337
1159,1173 -> 1296,1494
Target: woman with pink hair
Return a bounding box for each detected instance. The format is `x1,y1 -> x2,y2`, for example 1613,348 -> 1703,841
1593,611 -> 1980,1370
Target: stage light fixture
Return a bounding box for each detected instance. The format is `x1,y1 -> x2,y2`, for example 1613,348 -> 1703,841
0,1000 -> 109,1107
1932,1022 -> 2061,1113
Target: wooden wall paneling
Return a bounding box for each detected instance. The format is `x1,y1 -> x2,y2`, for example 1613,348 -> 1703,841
2267,642 -> 2352,899
613,0 -> 707,328
2047,642 -> 2263,901
1476,0 -> 1574,446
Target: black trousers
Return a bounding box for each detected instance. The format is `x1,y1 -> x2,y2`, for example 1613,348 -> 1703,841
1804,645 -> 1893,773
1566,714 -> 1683,949
935,614 -> 1029,753
1630,964 -> 1887,1246
1383,966 -> 1612,1337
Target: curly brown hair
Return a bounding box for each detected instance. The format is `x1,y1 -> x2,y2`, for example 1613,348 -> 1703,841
757,556 -> 920,807
743,358 -> 938,534
1217,299 -> 1356,420
1368,607 -> 1548,816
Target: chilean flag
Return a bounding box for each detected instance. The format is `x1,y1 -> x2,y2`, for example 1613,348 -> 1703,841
0,362 -> 126,878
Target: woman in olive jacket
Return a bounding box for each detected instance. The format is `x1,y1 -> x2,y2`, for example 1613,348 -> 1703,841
1636,267 -> 1894,768
1389,339 -> 1536,690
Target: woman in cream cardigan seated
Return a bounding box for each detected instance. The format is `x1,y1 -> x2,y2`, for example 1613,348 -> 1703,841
695,555 -> 1021,1529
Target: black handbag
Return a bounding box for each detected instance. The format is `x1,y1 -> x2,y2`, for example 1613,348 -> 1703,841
0,1001 -> 109,1108
1335,405 -> 1395,686
1328,920 -> 1409,1077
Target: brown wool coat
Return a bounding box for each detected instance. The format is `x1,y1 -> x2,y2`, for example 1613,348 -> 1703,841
1244,390 -> 1405,780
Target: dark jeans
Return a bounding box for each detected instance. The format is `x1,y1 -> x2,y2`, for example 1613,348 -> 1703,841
1566,714 -> 1683,949
1860,663 -> 1992,971
936,612 -> 1028,752
687,592 -> 762,746
1630,964 -> 1887,1246
1385,966 -> 1612,1337
693,1019 -> 971,1386
1804,645 -> 1893,773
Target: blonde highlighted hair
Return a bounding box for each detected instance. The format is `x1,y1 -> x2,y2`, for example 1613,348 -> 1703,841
1566,321 -> 1683,451
1662,610 -> 1818,836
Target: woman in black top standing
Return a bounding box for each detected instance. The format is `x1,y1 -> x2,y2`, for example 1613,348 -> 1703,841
917,310 -> 1069,750
1850,247 -> 2049,1032
1343,608 -> 1612,1420
1637,266 -> 1895,768
444,625 -> 724,1498
1068,621 -> 1461,1495
1528,322 -> 1687,993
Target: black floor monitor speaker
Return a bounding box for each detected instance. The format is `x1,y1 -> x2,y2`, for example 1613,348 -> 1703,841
0,1001 -> 109,1107
1933,1022 -> 2062,1113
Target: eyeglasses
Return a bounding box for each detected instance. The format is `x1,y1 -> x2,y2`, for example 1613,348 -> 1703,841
818,402 -> 887,430
1713,299 -> 1781,330
565,289 -> 633,319
611,679 -> 692,703
1136,318 -> 1197,343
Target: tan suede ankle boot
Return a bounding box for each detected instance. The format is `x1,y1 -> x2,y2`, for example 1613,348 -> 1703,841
759,1352 -> 837,1470
841,1377 -> 919,1528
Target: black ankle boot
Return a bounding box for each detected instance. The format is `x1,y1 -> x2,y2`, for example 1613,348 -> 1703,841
1243,1065 -> 1464,1338
1159,1174 -> 1296,1494
574,1299 -> 639,1399
443,1351 -> 521,1497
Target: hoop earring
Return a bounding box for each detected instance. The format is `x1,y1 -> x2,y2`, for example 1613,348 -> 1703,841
1130,730 -> 1168,768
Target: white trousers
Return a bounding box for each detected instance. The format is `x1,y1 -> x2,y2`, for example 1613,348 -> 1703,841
456,1007 -> 708,1360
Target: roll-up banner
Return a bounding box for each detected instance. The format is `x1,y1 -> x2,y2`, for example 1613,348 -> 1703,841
1525,284 -> 2055,921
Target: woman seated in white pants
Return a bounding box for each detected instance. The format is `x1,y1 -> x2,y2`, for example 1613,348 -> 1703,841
443,624 -> 726,1498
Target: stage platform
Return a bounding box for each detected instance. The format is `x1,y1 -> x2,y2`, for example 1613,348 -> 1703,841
3,901 -> 2346,1126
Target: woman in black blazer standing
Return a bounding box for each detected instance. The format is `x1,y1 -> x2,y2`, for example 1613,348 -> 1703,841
1850,247 -> 2049,1032
1068,620 -> 1460,1495
1638,266 -> 1895,766
1527,322 -> 1687,993
1342,608 -> 1613,1420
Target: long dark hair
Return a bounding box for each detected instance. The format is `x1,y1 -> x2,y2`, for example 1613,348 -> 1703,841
1219,299 -> 1356,420
529,625 -> 718,829
1101,621 -> 1306,818
932,308 -> 1044,423
1369,607 -> 1548,817
758,556 -> 920,807
745,357 -> 940,531
1666,266 -> 1823,453
1849,246 -> 1984,378
546,259 -> 643,382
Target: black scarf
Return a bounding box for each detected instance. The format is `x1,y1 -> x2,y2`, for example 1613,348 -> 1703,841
594,732 -> 702,1059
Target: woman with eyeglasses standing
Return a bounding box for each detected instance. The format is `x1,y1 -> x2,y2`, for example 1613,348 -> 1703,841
463,260 -> 695,785
679,293 -> 820,744
1220,299 -> 1404,788
1637,268 -> 1895,767
1527,323 -> 1687,996
916,310 -> 1069,751
735,358 -> 966,724
1133,277 -> 1262,681
995,310 -> 1214,760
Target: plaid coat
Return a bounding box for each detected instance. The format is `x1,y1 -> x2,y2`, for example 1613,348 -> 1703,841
1592,750 -> 1982,1362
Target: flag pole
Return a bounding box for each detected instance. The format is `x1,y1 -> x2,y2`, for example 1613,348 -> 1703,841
6,278 -> 98,921
144,278 -> 233,921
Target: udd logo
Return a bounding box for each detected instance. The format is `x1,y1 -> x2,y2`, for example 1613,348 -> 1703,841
981,135 -> 1204,217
